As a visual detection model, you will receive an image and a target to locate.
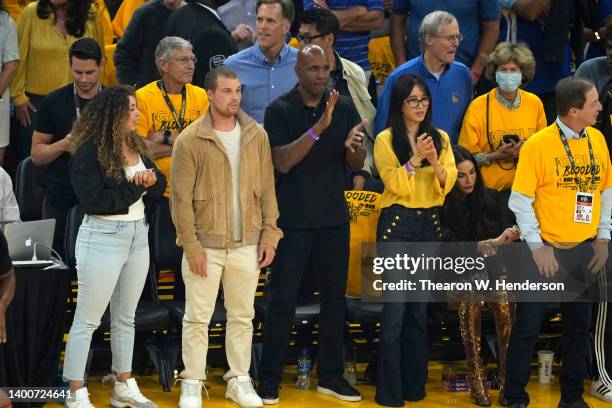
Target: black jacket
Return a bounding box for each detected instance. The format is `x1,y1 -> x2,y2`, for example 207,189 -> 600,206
165,1 -> 238,87
114,0 -> 172,88
70,140 -> 167,216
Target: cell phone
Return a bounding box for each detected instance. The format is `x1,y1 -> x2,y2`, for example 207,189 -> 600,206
502,134 -> 520,144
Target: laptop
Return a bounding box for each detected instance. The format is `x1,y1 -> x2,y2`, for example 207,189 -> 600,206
5,219 -> 56,268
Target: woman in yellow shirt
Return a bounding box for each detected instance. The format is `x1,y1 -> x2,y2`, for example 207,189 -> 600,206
458,42 -> 546,192
9,0 -> 103,160
373,73 -> 457,406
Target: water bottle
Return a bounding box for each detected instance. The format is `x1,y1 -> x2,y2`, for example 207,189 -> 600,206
343,343 -> 357,386
296,348 -> 312,389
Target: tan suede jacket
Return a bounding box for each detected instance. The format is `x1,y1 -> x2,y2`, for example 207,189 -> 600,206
170,109 -> 283,258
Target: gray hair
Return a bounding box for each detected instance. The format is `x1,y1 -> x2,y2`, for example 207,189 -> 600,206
155,36 -> 193,74
419,11 -> 458,51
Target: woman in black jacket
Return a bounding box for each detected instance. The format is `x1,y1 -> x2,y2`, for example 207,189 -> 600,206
62,86 -> 164,408
440,146 -> 519,407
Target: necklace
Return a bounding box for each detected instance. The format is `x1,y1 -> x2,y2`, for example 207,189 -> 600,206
495,88 -> 521,110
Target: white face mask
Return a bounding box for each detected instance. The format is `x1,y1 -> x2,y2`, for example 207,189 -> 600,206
495,71 -> 522,92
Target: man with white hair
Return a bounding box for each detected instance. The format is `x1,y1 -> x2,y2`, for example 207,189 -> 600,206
135,36 -> 209,199
374,10 -> 472,144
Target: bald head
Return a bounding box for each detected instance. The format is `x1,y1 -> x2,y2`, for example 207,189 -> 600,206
295,44 -> 331,98
297,44 -> 328,66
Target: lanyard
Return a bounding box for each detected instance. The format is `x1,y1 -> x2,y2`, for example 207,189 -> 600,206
557,124 -> 596,192
73,83 -> 102,118
157,80 -> 186,129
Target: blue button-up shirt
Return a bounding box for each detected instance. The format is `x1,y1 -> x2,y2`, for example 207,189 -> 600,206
374,54 -> 472,143
224,42 -> 298,123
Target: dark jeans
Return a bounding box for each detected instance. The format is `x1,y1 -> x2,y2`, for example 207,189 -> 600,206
259,223 -> 350,386
505,245 -> 594,405
42,199 -> 70,262
375,205 -> 439,406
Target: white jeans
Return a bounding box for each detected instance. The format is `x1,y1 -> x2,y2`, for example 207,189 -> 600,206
181,245 -> 259,381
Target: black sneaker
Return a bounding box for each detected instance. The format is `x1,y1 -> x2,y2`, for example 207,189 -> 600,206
317,378 -> 362,402
257,381 -> 279,405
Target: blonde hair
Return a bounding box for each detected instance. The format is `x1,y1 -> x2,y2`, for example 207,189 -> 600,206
485,42 -> 536,86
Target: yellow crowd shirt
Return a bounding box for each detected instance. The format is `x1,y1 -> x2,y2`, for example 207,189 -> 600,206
111,0 -> 144,38
135,81 -> 209,197
458,88 -> 547,191
374,128 -> 457,209
4,0 -> 35,22
512,124 -> 612,245
9,1 -> 104,105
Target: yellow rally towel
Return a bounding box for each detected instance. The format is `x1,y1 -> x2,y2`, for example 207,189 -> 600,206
368,36 -> 395,87
345,190 -> 381,297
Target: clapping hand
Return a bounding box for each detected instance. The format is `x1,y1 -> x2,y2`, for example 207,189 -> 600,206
131,169 -> 157,188
345,119 -> 368,153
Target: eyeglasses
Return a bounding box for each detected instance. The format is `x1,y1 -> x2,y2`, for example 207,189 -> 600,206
171,56 -> 198,64
434,34 -> 464,43
404,97 -> 430,108
296,32 -> 328,44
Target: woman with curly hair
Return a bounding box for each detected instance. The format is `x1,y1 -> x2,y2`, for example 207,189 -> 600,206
458,42 -> 546,193
9,0 -> 103,161
62,86 -> 164,408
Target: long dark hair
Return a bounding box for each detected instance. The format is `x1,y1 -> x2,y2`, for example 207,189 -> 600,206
388,73 -> 442,167
37,0 -> 94,38
71,86 -> 149,182
441,146 -> 500,241
0,0 -> 5,12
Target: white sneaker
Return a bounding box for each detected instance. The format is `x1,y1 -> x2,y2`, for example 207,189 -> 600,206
226,376 -> 263,408
179,379 -> 203,408
591,378 -> 612,403
65,387 -> 95,408
111,378 -> 158,408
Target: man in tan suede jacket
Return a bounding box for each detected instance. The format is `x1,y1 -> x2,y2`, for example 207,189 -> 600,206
170,65 -> 282,408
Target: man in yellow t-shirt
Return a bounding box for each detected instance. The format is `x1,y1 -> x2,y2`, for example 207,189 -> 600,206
505,77 -> 612,408
135,36 -> 209,197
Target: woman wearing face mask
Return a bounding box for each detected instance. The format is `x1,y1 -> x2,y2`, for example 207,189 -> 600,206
458,42 -> 546,193
440,145 -> 520,407
374,73 -> 457,406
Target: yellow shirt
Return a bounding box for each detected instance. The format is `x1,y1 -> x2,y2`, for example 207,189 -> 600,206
9,1 -> 104,105
374,128 -> 457,209
4,0 -> 35,22
135,81 -> 209,197
458,89 -> 547,191
111,0 -> 145,38
512,124 -> 612,245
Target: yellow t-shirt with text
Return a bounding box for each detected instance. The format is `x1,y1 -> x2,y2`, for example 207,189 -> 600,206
135,81 -> 209,197
512,124 -> 612,246
458,89 -> 547,191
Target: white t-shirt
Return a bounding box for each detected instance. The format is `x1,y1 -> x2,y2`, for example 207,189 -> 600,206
215,122 -> 242,241
98,157 -> 147,221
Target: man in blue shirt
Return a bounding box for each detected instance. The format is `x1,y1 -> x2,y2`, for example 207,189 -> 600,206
224,0 -> 298,123
303,0 -> 384,74
390,0 -> 500,85
374,11 -> 472,143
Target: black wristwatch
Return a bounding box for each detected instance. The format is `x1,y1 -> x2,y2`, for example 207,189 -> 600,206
163,130 -> 171,145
